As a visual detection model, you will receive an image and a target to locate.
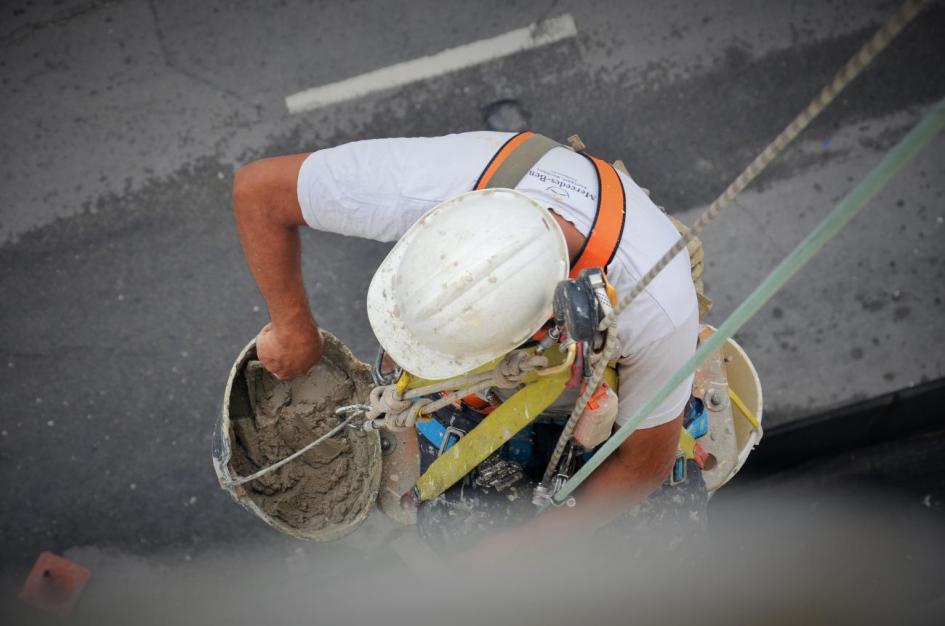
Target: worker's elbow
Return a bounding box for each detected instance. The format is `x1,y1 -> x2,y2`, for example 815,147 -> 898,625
630,452 -> 674,497
615,419 -> 680,491
232,154 -> 307,228
232,159 -> 268,218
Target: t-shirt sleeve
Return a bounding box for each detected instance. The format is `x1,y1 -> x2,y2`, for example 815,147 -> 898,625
296,132 -> 514,242
616,308 -> 699,429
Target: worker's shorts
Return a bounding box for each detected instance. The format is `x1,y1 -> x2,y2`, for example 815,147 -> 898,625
415,404 -> 708,558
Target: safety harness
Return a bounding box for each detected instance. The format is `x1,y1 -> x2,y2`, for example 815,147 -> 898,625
410,132 -> 628,501
474,131 -> 627,279
476,131 -> 709,309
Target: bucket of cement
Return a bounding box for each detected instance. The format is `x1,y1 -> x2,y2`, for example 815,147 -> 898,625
212,331 -> 382,541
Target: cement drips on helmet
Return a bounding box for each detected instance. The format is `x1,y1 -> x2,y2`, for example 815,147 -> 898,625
227,333 -> 380,540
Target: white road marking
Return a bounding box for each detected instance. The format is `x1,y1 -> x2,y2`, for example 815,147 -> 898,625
285,14 -> 578,113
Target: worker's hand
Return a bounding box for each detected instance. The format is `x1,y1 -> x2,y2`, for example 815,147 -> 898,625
255,320 -> 323,380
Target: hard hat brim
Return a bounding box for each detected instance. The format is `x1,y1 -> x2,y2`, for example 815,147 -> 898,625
367,189 -> 569,380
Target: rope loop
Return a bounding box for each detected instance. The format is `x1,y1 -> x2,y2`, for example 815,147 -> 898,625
492,351 -> 548,388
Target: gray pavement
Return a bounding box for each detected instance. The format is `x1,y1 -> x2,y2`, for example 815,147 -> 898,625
1,0 -> 943,579
685,112 -> 945,422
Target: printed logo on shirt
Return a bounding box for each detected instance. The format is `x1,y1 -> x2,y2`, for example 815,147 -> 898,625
525,167 -> 596,202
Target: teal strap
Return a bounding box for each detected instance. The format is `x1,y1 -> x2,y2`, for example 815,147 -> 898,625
550,97 -> 945,506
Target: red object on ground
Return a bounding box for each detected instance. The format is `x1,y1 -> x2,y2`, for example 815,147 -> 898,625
18,551 -> 91,616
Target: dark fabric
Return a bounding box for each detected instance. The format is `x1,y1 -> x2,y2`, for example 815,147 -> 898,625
415,403 -> 709,557
415,403 -> 536,554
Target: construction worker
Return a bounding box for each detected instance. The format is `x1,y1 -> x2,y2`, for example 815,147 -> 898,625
232,131 -> 705,557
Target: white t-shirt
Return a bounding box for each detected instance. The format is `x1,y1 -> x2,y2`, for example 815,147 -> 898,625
297,132 -> 699,429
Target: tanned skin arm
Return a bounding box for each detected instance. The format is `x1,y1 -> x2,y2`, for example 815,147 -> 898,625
527,413 -> 679,533
232,153 -> 323,379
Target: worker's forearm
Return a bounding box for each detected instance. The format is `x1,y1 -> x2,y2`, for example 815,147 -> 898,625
232,155 -> 315,333
235,207 -> 313,330
528,440 -> 670,537
472,415 -> 681,555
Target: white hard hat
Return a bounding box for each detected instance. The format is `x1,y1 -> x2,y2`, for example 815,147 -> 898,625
367,189 -> 569,380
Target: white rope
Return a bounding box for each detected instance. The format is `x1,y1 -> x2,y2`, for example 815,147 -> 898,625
368,350 -> 549,430
222,413 -> 355,487
405,370 -> 496,398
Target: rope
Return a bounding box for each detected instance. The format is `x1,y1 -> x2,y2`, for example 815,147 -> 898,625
406,370 -> 496,399
538,0 -> 930,496
221,413 -> 356,487
540,316 -> 618,486
369,350 -> 549,430
493,352 -> 549,387
549,95 -> 945,506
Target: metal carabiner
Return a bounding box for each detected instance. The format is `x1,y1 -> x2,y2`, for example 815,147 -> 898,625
372,347 -> 403,387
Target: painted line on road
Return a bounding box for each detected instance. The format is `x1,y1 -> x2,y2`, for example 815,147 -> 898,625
285,14 -> 578,114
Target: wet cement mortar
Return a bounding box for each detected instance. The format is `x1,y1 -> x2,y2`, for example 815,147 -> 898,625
229,335 -> 379,538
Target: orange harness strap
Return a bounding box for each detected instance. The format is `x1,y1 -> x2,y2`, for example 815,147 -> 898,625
474,131 -> 537,190
474,131 -> 626,278
568,154 -> 626,278
465,132 -> 626,413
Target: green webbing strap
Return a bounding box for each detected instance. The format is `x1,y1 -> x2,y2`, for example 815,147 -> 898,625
548,96 -> 945,507
485,133 -> 562,189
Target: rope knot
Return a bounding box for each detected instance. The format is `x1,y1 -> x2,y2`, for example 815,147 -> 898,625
367,385 -> 431,431
492,351 -> 548,388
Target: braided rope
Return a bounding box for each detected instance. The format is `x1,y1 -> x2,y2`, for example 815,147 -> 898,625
539,0 -> 928,493
540,315 -> 619,486
370,350 -> 549,430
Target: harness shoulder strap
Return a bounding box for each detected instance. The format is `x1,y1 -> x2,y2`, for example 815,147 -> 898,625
475,132 -> 627,278
570,155 -> 626,278
475,131 -> 561,190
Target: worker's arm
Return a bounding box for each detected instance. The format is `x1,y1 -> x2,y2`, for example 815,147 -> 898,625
531,412 -> 680,531
232,153 -> 323,379
469,412 -> 681,556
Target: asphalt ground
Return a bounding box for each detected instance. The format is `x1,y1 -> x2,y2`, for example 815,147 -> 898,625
1,0 -> 944,601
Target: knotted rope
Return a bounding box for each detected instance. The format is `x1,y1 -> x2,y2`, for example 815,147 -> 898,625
368,350 -> 548,430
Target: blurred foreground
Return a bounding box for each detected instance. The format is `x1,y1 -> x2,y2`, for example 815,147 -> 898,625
3,478 -> 943,626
